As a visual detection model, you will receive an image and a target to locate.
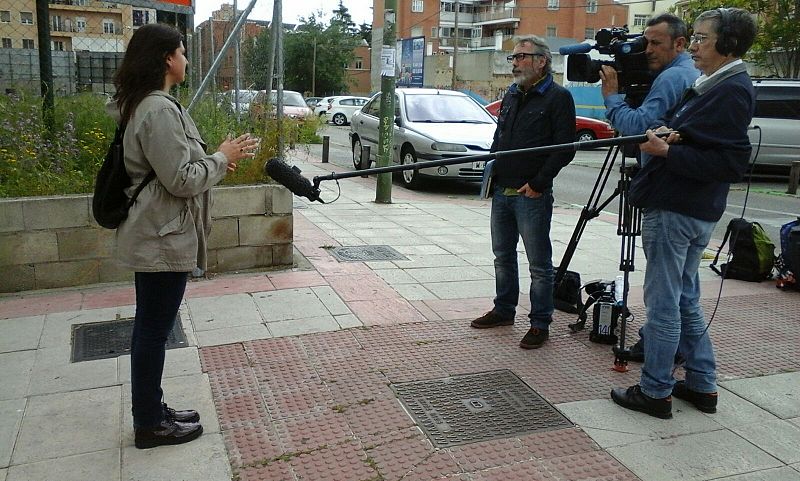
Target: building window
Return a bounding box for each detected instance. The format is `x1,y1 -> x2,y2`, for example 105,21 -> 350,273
51,15 -> 63,31
52,40 -> 64,51
132,9 -> 150,27
546,25 -> 557,37
20,12 -> 34,25
103,19 -> 115,34
73,0 -> 87,5
441,1 -> 454,13
586,0 -> 597,13
633,14 -> 649,28
76,17 -> 86,32
547,0 -> 559,9
1,38 -> 11,49
22,38 -> 34,49
431,26 -> 438,38
411,0 -> 423,13
0,11 -> 10,23
585,28 -> 595,40
355,57 -> 363,69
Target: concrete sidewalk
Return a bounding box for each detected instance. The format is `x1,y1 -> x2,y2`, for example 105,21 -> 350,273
1,149 -> 799,481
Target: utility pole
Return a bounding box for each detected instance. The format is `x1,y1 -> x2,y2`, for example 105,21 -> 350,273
451,0 -> 459,90
375,0 -> 396,203
233,0 -> 240,115
275,0 -> 284,156
311,36 -> 316,97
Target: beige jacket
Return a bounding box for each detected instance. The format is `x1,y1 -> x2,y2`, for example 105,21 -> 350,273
106,91 -> 228,272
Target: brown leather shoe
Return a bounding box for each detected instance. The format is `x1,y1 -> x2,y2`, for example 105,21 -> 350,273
471,310 -> 514,329
134,420 -> 203,449
163,403 -> 200,423
519,327 -> 549,349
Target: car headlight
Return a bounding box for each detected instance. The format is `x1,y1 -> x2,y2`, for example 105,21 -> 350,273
431,142 -> 467,152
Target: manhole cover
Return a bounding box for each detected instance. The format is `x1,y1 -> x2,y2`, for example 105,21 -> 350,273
329,245 -> 408,262
392,370 -> 572,447
71,314 -> 188,363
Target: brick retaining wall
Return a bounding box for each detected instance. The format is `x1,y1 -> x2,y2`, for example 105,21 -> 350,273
0,184 -> 293,293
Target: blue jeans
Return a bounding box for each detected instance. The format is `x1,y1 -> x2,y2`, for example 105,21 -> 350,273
131,271 -> 188,428
490,186 -> 554,329
640,209 -> 717,399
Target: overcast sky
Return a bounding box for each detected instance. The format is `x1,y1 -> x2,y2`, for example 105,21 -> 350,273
193,0 -> 374,26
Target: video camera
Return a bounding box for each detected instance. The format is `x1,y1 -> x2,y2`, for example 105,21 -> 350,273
559,26 -> 652,105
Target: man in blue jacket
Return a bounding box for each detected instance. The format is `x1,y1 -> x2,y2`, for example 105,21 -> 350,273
471,36 -> 575,349
600,13 -> 699,362
610,8 -> 757,419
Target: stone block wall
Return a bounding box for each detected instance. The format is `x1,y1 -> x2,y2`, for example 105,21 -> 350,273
0,185 -> 293,293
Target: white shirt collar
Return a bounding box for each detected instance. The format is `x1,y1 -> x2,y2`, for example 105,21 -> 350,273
694,59 -> 743,87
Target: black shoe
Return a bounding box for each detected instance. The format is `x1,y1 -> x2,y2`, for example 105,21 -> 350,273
626,338 -> 645,362
519,327 -> 549,349
610,384 -> 672,419
672,381 -> 718,413
471,310 -> 514,329
163,403 -> 200,423
134,420 -> 203,449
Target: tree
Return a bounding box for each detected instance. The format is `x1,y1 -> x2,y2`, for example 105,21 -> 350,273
674,0 -> 800,78
243,28 -> 273,90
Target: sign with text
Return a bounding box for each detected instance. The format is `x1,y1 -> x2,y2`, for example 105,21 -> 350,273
396,36 -> 424,87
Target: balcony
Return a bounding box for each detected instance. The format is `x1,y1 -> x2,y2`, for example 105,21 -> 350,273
438,37 -> 472,49
473,7 -> 519,25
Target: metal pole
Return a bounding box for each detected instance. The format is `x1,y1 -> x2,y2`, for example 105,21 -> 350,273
451,0 -> 459,90
322,135 -> 329,163
312,36 -> 316,97
275,0 -> 284,156
233,0 -> 240,115
209,19 -> 216,94
266,2 -> 279,91
375,0 -> 396,204
35,0 -> 54,132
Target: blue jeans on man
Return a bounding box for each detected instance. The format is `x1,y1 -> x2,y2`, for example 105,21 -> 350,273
490,186 -> 554,330
640,208 -> 718,399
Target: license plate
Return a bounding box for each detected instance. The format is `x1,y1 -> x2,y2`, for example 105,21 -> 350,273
473,161 -> 485,170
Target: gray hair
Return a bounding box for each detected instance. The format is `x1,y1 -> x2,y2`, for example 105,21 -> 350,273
515,35 -> 553,74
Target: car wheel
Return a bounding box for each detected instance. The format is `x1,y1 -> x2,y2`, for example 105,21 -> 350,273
400,146 -> 422,189
333,113 -> 347,126
576,130 -> 596,142
352,138 -> 364,169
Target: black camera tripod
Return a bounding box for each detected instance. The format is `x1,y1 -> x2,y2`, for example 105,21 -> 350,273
555,142 -> 642,372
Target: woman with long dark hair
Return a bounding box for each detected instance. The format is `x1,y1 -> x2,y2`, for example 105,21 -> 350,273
108,23 -> 259,449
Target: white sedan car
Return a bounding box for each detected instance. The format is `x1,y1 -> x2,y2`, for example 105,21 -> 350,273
325,96 -> 370,126
349,88 -> 496,189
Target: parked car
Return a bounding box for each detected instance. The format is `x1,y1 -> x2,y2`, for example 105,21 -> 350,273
218,89 -> 260,114
349,88 -> 497,189
313,96 -> 342,118
326,96 -> 370,126
749,78 -> 800,173
485,99 -> 615,143
305,96 -> 323,108
250,90 -> 313,119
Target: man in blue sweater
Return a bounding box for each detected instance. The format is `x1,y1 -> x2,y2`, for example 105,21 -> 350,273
471,36 -> 575,349
610,8 -> 757,419
600,13 -> 699,363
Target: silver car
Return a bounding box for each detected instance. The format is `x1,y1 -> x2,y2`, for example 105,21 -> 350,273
349,88 -> 497,188
749,79 -> 800,173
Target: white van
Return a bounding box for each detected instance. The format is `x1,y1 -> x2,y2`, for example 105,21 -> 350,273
749,79 -> 800,173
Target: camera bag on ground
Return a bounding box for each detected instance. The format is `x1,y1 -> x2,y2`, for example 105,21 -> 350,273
553,268 -> 584,315
92,125 -> 155,229
710,218 -> 775,282
775,218 -> 800,291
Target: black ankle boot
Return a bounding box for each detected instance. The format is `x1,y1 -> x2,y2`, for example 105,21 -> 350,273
163,403 -> 200,423
134,420 -> 203,449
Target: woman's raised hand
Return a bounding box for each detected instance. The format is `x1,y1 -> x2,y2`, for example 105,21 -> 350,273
218,133 -> 260,172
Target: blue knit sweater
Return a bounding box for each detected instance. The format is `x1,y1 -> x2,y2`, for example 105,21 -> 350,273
629,66 -> 755,222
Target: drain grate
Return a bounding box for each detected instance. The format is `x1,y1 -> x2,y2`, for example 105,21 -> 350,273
329,245 -> 408,262
392,370 -> 572,448
71,314 -> 188,363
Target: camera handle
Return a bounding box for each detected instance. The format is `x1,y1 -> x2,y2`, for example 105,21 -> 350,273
556,142 -> 640,373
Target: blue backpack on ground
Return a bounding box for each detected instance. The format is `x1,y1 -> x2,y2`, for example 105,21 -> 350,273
775,218 -> 800,291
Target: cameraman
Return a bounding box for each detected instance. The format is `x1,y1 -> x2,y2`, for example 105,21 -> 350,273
610,8 -> 757,419
600,13 -> 699,362
600,14 -> 699,136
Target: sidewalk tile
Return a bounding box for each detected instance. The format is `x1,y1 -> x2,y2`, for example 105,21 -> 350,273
40,306 -> 135,349
196,324 -> 272,347
610,430 -> 782,481
540,450 -> 638,480
0,352 -> 34,401
81,287 -> 134,310
12,386 -> 120,465
118,347 -> 201,384
731,419 -> 800,464
267,270 -> 327,290
267,315 -> 340,337
326,273 -> 400,302
187,294 -> 263,331
347,298 -> 428,326
335,314 -> 363,328
311,285 -> 351,316
0,316 -> 43,353
223,423 -> 283,468
0,399 -> 24,468
27,346 -> 118,396
0,293 -> 82,320
236,462 -> 294,481
288,440 -> 375,481
722,372 -> 800,419
273,409 -> 354,452
121,433 -> 230,481
244,336 -> 308,364
6,449 -> 120,481
200,343 -> 250,371
253,288 -> 330,322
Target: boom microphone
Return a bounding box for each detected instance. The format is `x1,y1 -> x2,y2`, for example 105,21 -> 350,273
264,158 -> 323,203
558,43 -> 593,55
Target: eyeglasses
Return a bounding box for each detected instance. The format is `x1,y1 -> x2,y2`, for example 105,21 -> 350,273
689,34 -> 710,45
506,53 -> 543,63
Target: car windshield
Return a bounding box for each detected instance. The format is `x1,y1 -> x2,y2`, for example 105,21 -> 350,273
269,91 -> 306,107
404,94 -> 495,123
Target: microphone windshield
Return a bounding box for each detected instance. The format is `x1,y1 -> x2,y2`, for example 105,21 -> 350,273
264,158 -> 322,203
558,43 -> 593,55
